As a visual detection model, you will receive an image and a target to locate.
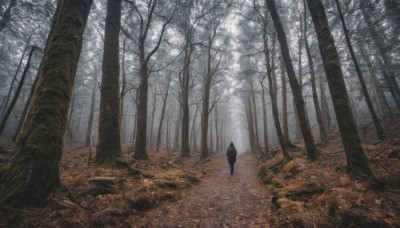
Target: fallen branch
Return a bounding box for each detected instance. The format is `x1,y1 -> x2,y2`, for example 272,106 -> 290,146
51,197 -> 78,209
89,177 -> 117,184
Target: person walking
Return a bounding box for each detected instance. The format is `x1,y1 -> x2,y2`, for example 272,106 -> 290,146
226,142 -> 237,175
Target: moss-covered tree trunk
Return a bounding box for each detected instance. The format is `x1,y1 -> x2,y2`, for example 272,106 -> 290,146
335,0 -> 384,140
95,0 -> 122,165
306,0 -> 374,177
267,0 -> 319,161
0,0 -> 92,207
303,0 -> 326,141
12,1 -> 64,142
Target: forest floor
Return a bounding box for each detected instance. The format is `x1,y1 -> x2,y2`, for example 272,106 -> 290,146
0,117 -> 400,227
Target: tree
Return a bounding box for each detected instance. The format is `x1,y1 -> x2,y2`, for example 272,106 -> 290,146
266,0 -> 319,160
303,0 -> 326,141
95,0 -> 122,165
123,0 -> 175,160
0,0 -> 92,207
306,0 -> 374,177
199,8 -> 228,160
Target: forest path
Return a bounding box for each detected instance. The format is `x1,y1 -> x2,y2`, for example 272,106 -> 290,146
129,154 -> 273,227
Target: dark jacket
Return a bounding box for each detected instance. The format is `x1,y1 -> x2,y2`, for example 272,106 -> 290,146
226,146 -> 237,163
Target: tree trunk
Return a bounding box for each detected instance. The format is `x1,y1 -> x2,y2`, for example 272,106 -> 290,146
134,66 -> 149,160
166,116 -> 170,151
261,84 -> 269,154
263,32 -> 288,157
200,43 -> 213,160
181,46 -> 192,157
11,0 -> 63,142
190,102 -> 199,151
120,39 -> 127,143
156,73 -> 171,152
149,87 -> 157,147
175,106 -> 182,149
85,73 -> 97,147
96,0 -> 122,164
214,104 -> 219,153
335,0 -> 384,140
295,13 -> 304,141
267,0 -> 319,160
280,54 -> 289,144
306,0 -> 374,177
0,46 -> 37,137
247,94 -> 256,151
250,82 -> 259,144
0,0 -> 92,207
303,0 -> 327,141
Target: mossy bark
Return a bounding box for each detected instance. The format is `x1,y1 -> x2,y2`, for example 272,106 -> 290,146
12,0 -> 63,142
306,0 -> 374,177
0,0 -> 92,207
267,0 -> 319,161
96,0 -> 122,165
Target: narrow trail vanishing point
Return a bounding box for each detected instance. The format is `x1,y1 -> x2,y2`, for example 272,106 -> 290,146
129,154 -> 273,227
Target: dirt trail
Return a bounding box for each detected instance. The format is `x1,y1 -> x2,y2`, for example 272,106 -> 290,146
128,154 -> 272,227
